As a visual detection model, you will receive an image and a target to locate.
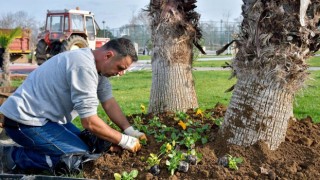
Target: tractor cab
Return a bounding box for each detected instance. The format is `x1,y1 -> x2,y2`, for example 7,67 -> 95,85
35,8 -> 108,65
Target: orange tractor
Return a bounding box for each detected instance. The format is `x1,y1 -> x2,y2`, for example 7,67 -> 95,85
36,8 -> 109,65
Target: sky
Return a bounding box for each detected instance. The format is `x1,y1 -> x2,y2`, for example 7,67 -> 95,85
0,0 -> 243,29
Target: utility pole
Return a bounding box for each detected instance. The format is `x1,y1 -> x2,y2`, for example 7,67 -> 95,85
220,19 -> 223,47
102,20 -> 106,38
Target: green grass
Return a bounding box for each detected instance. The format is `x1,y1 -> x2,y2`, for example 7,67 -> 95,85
11,79 -> 24,87
109,71 -> 236,115
308,56 -> 320,67
10,70 -> 320,124
138,54 -> 320,67
193,60 -> 231,67
193,58 -> 320,67
138,54 -> 233,60
109,70 -> 319,123
138,55 -> 152,60
294,71 -> 320,122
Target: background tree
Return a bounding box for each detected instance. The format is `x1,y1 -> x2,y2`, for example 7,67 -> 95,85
0,27 -> 22,86
0,11 -> 39,49
147,0 -> 205,114
220,0 -> 320,150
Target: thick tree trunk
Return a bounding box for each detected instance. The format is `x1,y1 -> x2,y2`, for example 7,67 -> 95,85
149,60 -> 197,113
222,76 -> 293,150
148,0 -> 203,114
0,49 -> 11,86
221,0 -> 320,150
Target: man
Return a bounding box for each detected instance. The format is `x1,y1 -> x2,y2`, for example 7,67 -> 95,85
0,38 -> 146,173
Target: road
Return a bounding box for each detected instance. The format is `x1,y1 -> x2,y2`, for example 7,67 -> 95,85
2,60 -> 320,75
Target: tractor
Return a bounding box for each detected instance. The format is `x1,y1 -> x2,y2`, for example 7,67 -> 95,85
35,7 -> 109,65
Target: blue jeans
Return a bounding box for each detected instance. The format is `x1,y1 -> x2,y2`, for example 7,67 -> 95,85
5,121 -> 89,171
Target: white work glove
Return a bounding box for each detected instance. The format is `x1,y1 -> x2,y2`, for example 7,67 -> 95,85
124,126 -> 147,141
118,134 -> 141,153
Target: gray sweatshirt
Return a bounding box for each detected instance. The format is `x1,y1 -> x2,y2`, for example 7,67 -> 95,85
0,48 -> 112,126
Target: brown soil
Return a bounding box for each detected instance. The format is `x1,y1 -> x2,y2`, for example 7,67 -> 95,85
83,104 -> 320,180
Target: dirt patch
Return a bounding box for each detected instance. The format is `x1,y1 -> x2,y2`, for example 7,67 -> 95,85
83,104 -> 320,179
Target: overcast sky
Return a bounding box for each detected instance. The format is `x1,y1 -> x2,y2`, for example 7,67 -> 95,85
0,0 -> 243,28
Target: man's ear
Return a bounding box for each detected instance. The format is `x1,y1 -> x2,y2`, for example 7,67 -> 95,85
105,50 -> 115,60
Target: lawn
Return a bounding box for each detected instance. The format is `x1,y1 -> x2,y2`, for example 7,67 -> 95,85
107,70 -> 320,123
139,55 -> 320,67
10,70 -> 320,124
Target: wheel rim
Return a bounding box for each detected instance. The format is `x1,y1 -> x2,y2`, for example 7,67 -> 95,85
70,44 -> 81,50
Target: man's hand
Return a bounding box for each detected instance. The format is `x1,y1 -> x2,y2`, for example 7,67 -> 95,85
124,126 -> 147,141
118,134 -> 141,152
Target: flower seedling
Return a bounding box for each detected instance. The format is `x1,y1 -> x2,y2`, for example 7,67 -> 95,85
140,139 -> 147,145
213,118 -> 224,127
155,133 -> 167,142
228,155 -> 243,170
174,111 -> 189,121
195,108 -> 204,121
114,169 -> 138,180
218,155 -> 243,170
133,116 -> 143,131
178,120 -> 187,130
140,104 -> 146,114
146,153 -> 161,175
159,142 -> 174,155
166,150 -> 186,175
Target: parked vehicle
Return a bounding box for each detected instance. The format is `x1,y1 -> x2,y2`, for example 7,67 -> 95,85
0,28 -> 32,63
35,7 -> 109,65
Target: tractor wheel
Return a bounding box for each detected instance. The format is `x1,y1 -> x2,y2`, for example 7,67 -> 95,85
35,40 -> 49,65
61,35 -> 88,52
0,48 -> 4,68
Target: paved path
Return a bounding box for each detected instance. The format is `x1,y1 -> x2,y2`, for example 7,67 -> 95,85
2,62 -> 320,75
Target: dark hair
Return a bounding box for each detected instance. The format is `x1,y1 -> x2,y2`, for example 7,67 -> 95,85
102,38 -> 138,62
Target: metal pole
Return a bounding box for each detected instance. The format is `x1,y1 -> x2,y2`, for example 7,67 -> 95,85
102,20 -> 105,38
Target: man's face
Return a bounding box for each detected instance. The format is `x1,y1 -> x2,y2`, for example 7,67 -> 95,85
100,52 -> 133,77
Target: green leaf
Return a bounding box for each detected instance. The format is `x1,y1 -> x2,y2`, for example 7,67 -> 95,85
235,157 -> 243,163
201,137 -> 208,144
130,169 -> 138,178
122,171 -> 129,177
0,27 -> 22,48
114,173 -> 121,180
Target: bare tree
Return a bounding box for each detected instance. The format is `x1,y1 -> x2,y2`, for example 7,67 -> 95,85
220,0 -> 320,150
147,0 -> 205,114
0,11 -> 39,48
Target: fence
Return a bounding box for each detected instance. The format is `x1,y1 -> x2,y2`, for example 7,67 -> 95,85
104,20 -> 241,55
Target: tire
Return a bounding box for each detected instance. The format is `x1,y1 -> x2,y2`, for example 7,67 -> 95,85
35,40 -> 48,65
61,35 -> 88,52
0,48 -> 4,68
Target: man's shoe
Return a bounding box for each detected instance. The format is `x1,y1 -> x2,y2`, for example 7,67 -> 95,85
0,139 -> 17,146
0,146 -> 16,174
0,129 -> 19,147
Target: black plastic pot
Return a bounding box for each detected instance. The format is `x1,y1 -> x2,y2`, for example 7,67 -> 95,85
178,161 -> 189,173
150,165 -> 161,175
186,155 -> 197,165
217,156 -> 229,167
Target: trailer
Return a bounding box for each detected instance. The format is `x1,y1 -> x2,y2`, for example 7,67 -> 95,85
0,28 -> 32,62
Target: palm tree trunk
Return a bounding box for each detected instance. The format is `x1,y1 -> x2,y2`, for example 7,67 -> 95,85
222,76 -> 293,150
147,0 -> 204,114
221,0 -> 320,150
149,58 -> 197,113
1,48 -> 11,86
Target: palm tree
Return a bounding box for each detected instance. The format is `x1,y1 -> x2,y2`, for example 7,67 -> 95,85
220,0 -> 320,150
0,27 -> 22,86
147,0 -> 205,114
